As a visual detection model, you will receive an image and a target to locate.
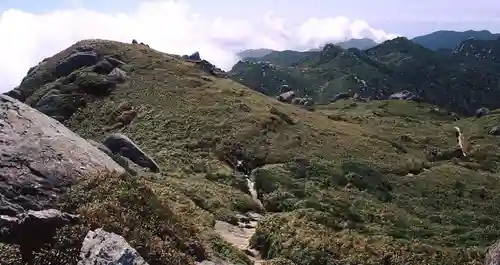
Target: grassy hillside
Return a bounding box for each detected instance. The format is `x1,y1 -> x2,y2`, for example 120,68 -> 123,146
3,39 -> 500,265
229,37 -> 500,116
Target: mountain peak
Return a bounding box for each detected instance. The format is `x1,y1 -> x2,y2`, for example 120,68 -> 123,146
335,38 -> 378,50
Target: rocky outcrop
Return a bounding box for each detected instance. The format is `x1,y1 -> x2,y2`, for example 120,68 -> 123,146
489,126 -> 500,135
476,107 -> 490,118
3,46 -> 130,122
103,133 -> 160,173
87,138 -> 138,175
183,51 -> 202,61
78,228 -> 149,265
0,209 -> 79,263
276,91 -> 295,103
108,67 -> 128,83
54,51 -> 98,78
181,52 -> 225,77
389,90 -> 417,100
197,60 -> 227,78
0,95 -> 125,216
485,239 -> 500,265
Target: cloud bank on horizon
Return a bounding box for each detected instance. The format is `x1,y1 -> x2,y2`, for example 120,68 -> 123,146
0,0 -> 399,92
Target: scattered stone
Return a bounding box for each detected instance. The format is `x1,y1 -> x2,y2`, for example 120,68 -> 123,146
108,67 -> 128,83
54,51 -> 98,78
489,126 -> 500,135
449,112 -> 460,120
389,90 -> 416,100
332,92 -> 352,102
291,97 -> 312,106
0,95 -> 125,217
276,91 -> 295,103
476,107 -> 490,118
103,133 -> 160,173
78,228 -> 149,265
117,109 -> 138,125
132,39 -> 138,44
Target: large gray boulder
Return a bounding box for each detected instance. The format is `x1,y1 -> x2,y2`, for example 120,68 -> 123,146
0,95 -> 124,216
78,228 -> 149,265
103,133 -> 160,173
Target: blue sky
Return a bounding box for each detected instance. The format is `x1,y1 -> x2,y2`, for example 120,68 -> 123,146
0,0 -> 499,92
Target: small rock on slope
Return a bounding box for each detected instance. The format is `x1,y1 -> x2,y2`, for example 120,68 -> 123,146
103,133 -> 160,173
78,228 -> 149,265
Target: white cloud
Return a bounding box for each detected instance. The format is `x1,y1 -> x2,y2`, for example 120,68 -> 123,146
0,0 -> 399,92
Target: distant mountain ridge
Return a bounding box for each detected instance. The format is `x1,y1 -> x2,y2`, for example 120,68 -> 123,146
335,38 -> 378,50
411,30 -> 500,50
237,30 -> 500,60
237,38 -> 379,60
237,48 -> 275,60
229,35 -> 500,116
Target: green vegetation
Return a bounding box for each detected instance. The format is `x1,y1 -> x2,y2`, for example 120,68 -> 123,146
229,37 -> 500,116
4,39 -> 500,265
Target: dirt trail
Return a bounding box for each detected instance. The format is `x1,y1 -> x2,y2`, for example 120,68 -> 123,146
214,213 -> 264,265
